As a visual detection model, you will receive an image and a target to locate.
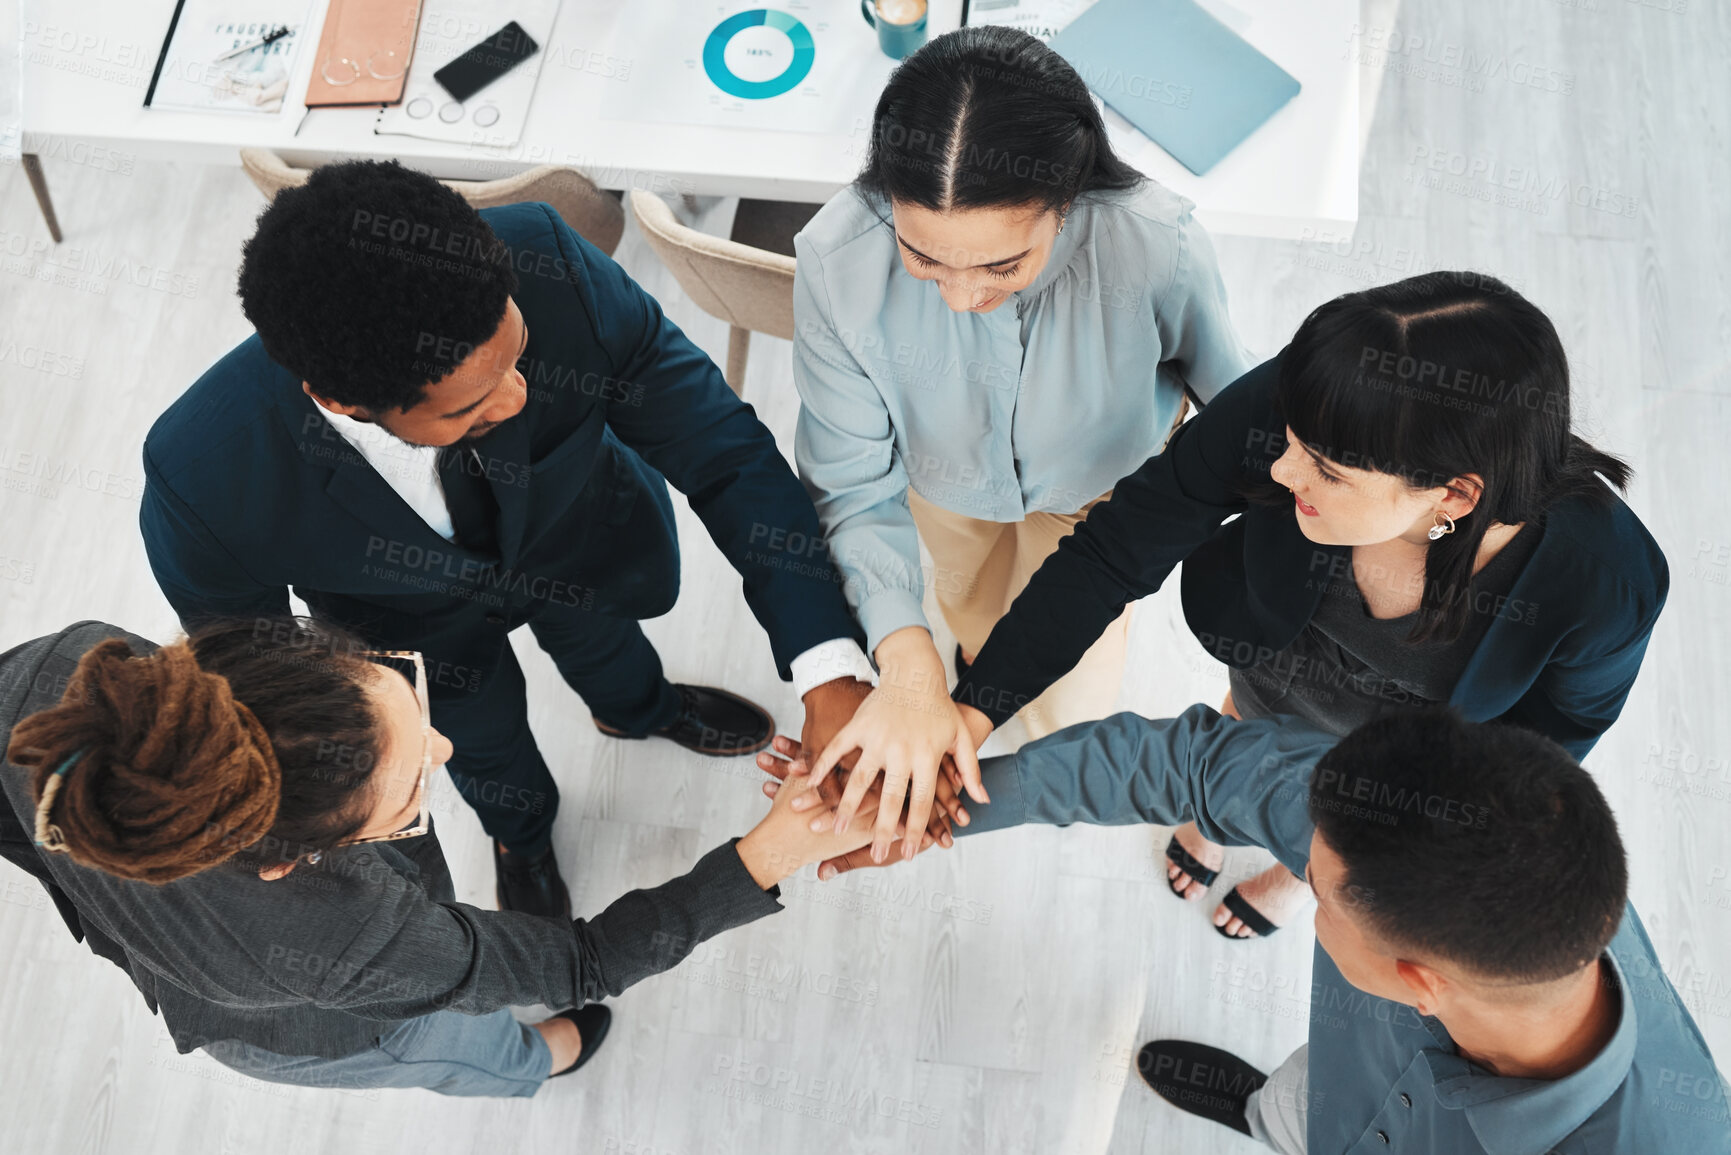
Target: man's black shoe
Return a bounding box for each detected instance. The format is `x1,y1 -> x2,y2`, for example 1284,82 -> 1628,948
594,684 -> 774,756
494,841 -> 572,918
548,1004 -> 611,1078
1136,1039 -> 1267,1137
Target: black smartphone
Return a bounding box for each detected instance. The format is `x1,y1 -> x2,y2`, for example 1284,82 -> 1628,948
432,21 -> 540,103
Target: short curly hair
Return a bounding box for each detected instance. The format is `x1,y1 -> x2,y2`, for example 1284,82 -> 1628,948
238,160 -> 518,413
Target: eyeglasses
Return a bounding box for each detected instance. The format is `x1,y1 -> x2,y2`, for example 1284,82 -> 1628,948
345,650 -> 432,846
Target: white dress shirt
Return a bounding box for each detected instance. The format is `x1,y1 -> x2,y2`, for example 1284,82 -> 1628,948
317,404 -> 456,542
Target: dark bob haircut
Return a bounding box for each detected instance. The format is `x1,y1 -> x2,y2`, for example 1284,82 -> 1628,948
238,160 -> 518,413
1275,271 -> 1631,643
1309,709 -> 1626,985
856,25 -> 1143,215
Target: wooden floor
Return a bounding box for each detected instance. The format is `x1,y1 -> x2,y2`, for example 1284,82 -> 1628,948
2,1 -> 1728,1151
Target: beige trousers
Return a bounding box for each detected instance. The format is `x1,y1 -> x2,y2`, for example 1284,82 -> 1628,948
908,488 -> 1131,740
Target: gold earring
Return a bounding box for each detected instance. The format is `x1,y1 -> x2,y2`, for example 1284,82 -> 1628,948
1426,511 -> 1456,542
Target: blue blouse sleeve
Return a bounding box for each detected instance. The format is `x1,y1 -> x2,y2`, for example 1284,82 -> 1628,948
1151,205 -> 1254,405
791,232 -> 929,656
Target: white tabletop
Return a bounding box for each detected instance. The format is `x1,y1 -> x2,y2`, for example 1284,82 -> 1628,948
20,0 -> 1358,238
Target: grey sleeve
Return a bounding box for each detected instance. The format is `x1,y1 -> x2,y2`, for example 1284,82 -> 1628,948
308,840 -> 783,1018
956,706 -> 1333,877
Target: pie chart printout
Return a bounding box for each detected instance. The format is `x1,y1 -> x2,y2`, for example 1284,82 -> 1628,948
703,9 -> 817,99
599,2 -> 896,134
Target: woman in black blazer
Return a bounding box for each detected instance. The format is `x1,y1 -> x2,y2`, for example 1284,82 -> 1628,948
950,272 -> 1668,940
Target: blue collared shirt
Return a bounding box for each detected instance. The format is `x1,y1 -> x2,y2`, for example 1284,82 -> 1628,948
792,182 -> 1252,654
962,707 -> 1731,1154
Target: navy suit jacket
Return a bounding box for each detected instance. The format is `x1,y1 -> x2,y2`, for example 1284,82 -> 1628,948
957,354 -> 1670,758
141,202 -> 859,678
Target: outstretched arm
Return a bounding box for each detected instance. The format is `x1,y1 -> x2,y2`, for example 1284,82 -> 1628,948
540,205 -> 863,679
308,772 -> 878,1021
952,360 -> 1281,731
790,231 -> 987,861
956,707 -> 1330,877
811,707 -> 1335,881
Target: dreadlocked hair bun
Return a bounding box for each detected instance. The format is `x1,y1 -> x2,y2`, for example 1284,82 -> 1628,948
8,637 -> 282,883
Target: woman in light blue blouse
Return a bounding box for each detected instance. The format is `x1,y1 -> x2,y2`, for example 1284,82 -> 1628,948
792,26 -> 1252,861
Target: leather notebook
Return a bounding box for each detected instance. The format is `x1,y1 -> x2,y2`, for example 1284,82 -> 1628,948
304,0 -> 425,107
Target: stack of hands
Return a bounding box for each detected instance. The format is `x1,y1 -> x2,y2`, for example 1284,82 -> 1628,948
737,629 -> 1000,890
733,733 -> 976,890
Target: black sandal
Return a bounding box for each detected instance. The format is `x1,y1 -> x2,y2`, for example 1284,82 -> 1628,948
1214,885 -> 1280,939
1163,835 -> 1220,898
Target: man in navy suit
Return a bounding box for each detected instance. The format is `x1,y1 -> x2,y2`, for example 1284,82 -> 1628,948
141,161 -> 877,917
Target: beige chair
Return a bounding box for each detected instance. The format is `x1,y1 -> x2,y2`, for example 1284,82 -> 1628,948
238,149 -> 625,256
630,189 -> 815,396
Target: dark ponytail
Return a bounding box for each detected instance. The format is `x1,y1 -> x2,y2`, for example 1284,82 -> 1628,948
856,25 -> 1143,215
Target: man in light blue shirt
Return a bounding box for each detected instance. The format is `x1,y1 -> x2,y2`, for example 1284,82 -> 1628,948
933,707 -> 1729,1153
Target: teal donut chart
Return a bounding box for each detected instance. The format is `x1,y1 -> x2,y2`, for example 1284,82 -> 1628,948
702,9 -> 816,99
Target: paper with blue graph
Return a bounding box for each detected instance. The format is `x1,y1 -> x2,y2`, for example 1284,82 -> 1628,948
598,3 -> 898,135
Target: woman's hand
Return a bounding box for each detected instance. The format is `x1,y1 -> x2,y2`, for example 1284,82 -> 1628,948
757,734 -> 962,870
955,701 -> 995,764
735,758 -> 881,889
757,736 -> 959,878
805,627 -> 988,864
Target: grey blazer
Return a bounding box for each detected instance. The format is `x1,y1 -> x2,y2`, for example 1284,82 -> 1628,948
0,621 -> 782,1058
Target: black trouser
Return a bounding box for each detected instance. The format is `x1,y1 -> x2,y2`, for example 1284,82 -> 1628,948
309,439 -> 684,855
426,598 -> 681,854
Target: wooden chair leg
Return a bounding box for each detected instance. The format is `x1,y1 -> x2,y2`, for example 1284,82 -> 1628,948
20,154 -> 64,243
725,326 -> 750,397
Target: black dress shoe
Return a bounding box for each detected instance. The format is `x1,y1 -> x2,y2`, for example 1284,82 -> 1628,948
549,1004 -> 611,1077
1136,1040 -> 1267,1136
594,684 -> 773,756
494,841 -> 572,918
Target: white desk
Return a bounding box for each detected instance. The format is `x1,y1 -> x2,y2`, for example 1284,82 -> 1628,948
19,0 -> 1358,238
